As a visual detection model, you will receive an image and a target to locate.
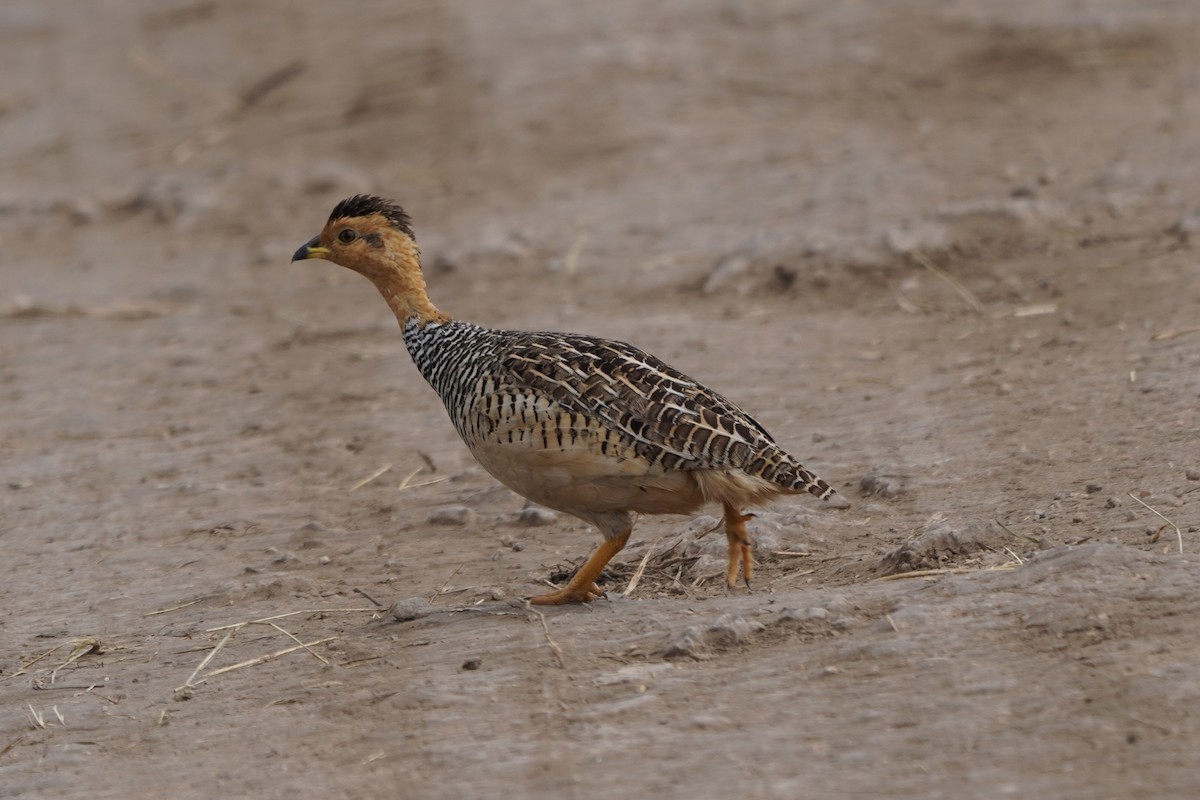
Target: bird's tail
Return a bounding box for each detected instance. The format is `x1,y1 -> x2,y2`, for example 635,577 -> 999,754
784,463 -> 836,501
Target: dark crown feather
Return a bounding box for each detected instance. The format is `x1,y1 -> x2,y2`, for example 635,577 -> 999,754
329,195 -> 414,238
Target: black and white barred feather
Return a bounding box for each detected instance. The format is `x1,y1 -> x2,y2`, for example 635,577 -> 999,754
403,318 -> 834,500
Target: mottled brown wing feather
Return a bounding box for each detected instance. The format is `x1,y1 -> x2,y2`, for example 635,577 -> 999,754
499,333 -> 780,473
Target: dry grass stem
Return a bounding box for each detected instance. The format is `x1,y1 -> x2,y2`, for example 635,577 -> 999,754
398,476 -> 450,492
528,607 -> 566,669
912,251 -> 984,313
0,735 -> 25,759
432,563 -> 469,602
1009,303 -> 1059,317
49,638 -> 103,682
269,623 -> 332,666
206,607 -> 379,633
197,638 -> 336,683
144,599 -> 202,617
992,519 -> 1041,544
1151,325 -> 1200,341
395,466 -> 423,491
10,644 -> 69,680
1128,493 -> 1184,554
27,706 -> 46,730
352,587 -> 385,607
875,564 -> 1017,582
178,628 -> 236,691
351,464 -> 393,491
622,544 -> 656,597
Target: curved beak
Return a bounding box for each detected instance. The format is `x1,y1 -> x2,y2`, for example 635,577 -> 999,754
292,236 -> 330,262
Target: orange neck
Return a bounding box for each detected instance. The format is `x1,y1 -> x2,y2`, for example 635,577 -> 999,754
362,235 -> 451,327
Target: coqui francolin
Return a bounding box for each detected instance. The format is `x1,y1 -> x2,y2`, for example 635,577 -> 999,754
293,195 -> 835,605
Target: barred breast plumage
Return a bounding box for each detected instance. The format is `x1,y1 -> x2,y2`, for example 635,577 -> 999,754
294,194 -> 836,605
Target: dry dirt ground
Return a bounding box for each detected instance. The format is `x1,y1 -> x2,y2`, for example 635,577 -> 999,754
3,2 -> 1200,798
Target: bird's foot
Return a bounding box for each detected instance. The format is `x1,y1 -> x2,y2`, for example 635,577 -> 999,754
529,581 -> 606,606
723,505 -> 756,593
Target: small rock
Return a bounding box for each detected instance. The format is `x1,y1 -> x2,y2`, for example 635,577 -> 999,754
317,555 -> 331,566
663,614 -> 764,659
1104,497 -> 1119,509
461,656 -> 483,671
704,614 -> 766,648
1186,468 -> 1200,481
390,596 -> 434,622
428,505 -> 473,526
517,507 -> 558,527
860,469 -> 905,498
684,554 -> 726,582
1086,483 -> 1102,494
663,626 -> 709,660
777,607 -> 829,625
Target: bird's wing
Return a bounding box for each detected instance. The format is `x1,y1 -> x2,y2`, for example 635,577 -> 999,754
496,332 -> 777,472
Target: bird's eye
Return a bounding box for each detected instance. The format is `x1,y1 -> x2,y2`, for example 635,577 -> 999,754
337,228 -> 357,244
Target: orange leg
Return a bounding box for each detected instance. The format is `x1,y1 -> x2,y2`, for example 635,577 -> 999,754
723,502 -> 755,591
530,530 -> 631,605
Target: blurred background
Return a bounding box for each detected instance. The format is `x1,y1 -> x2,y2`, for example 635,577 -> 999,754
5,1 -> 1198,307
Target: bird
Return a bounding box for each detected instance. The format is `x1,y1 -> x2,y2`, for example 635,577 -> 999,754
293,195 -> 836,605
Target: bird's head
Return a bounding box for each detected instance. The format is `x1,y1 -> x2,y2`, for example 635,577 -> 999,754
292,194 -> 418,278
293,195 -> 448,324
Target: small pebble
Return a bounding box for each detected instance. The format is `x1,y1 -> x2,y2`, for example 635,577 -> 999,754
317,555 -> 331,566
1186,468 -> 1200,481
1086,483 -> 1102,494
390,596 -> 435,622
428,505 -> 474,526
1104,497 -> 1119,509
860,470 -> 904,498
462,656 -> 483,671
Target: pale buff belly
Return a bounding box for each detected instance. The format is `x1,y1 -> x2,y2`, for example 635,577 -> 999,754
468,437 -> 786,518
